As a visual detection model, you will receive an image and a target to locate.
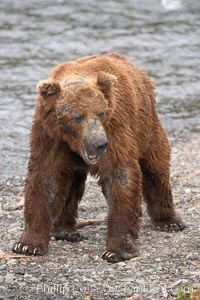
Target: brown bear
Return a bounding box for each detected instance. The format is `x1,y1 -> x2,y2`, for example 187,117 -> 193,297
13,52 -> 185,263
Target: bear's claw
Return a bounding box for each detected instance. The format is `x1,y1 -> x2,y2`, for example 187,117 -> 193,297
101,250 -> 138,263
101,251 -> 124,263
152,221 -> 186,232
12,242 -> 45,256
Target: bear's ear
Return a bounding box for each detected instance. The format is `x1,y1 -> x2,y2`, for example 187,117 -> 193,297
37,79 -> 61,97
97,71 -> 118,91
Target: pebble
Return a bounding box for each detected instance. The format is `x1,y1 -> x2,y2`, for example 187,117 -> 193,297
1,135 -> 200,299
0,265 -> 6,271
117,262 -> 126,267
0,277 -> 4,284
8,227 -> 18,234
23,273 -> 35,281
19,282 -> 26,288
184,188 -> 191,194
82,254 -> 90,263
193,283 -> 200,289
7,259 -> 17,266
5,274 -> 15,284
119,277 -> 135,282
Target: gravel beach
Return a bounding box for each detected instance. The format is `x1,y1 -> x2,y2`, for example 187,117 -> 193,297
0,131 -> 199,300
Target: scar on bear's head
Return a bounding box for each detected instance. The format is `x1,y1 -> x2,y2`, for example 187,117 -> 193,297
76,87 -> 96,99
62,81 -> 84,88
55,104 -> 85,124
55,104 -> 73,119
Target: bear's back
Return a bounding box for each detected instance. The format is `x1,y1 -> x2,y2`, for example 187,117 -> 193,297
48,52 -> 146,85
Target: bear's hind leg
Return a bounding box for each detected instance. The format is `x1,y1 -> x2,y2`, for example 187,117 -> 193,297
140,127 -> 185,231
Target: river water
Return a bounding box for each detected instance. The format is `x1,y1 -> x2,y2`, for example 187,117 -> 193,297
0,0 -> 200,179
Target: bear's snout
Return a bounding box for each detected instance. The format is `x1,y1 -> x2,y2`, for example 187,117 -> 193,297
93,136 -> 108,154
83,119 -> 108,165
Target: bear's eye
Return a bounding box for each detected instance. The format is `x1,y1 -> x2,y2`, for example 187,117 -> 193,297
98,111 -> 105,119
74,115 -> 84,123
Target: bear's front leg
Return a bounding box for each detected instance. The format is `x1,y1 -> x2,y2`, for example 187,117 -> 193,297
101,163 -> 142,263
13,168 -> 69,255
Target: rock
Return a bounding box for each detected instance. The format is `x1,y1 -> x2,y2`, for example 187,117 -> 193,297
0,210 -> 7,218
0,285 -> 6,292
8,196 -> 24,210
126,294 -> 141,300
23,273 -> 38,282
5,274 -> 15,284
0,277 -> 5,284
117,262 -> 126,267
119,277 -> 136,282
15,268 -> 25,275
8,226 -> 18,233
0,264 -> 6,271
82,254 -> 90,262
7,259 -> 17,266
19,282 -> 27,288
193,283 -> 200,289
184,188 -> 191,194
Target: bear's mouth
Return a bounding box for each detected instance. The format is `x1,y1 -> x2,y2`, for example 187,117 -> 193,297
87,153 -> 100,164
82,149 -> 100,165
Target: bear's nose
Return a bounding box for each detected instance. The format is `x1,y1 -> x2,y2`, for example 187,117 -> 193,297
94,137 -> 108,155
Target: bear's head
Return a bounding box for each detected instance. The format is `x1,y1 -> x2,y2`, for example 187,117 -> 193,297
37,71 -> 118,165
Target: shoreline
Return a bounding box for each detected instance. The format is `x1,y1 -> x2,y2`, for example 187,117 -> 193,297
0,131 -> 199,299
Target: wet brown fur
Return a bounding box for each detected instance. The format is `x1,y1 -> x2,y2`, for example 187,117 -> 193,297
13,52 -> 185,261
